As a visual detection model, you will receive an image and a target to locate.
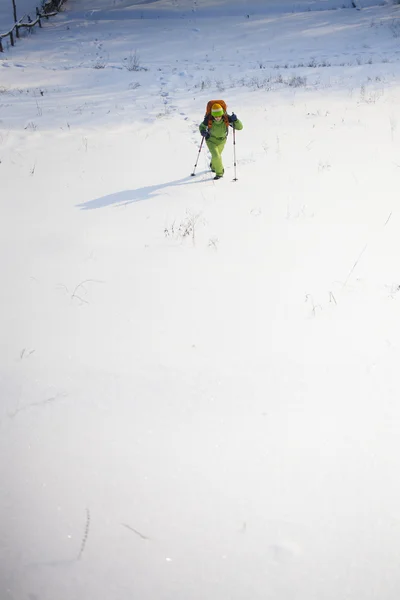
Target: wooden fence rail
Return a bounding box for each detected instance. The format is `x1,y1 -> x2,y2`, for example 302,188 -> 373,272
0,0 -> 67,52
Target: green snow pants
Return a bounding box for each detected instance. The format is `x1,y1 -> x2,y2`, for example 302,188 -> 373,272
207,139 -> 226,177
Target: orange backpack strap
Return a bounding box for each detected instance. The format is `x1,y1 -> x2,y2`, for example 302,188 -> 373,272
204,113 -> 230,132
203,114 -> 212,129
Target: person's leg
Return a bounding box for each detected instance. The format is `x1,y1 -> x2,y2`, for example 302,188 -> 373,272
208,141 -> 226,176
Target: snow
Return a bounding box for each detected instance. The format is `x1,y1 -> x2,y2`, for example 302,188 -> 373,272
2,0 -> 400,598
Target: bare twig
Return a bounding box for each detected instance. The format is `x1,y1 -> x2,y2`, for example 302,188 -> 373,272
71,279 -> 104,304
342,243 -> 368,288
342,212 -> 392,289
329,291 -> 337,305
8,393 -> 66,418
78,508 -> 91,560
305,293 -> 322,317
122,523 -> 150,540
384,212 -> 392,227
20,348 -> 35,359
208,237 -> 219,251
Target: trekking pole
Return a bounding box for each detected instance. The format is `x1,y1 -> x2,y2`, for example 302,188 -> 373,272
191,137 -> 204,176
233,127 -> 238,181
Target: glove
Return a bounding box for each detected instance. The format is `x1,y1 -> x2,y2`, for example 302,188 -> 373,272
201,130 -> 210,139
230,113 -> 238,122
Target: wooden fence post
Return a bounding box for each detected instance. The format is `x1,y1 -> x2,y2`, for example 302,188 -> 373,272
12,0 -> 18,24
0,0 -> 67,52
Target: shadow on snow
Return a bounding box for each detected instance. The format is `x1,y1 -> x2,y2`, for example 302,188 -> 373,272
76,173 -> 208,210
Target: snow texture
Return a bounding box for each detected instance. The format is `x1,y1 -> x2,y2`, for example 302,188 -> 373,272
2,0 -> 400,599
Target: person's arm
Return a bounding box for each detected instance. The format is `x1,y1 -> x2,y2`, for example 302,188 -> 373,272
228,113 -> 243,130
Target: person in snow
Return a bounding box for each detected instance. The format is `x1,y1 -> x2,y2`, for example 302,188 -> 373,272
199,103 -> 243,180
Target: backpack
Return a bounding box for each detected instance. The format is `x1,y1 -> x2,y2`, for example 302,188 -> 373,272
203,99 -> 230,132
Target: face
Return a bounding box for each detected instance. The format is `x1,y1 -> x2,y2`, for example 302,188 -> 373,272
214,115 -> 222,121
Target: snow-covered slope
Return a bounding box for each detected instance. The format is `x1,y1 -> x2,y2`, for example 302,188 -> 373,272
2,1 -> 400,599
0,0 -> 388,30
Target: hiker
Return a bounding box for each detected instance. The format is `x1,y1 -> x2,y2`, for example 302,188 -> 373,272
199,101 -> 243,180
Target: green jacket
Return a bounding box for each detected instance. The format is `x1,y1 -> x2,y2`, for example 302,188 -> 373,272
199,115 -> 243,145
